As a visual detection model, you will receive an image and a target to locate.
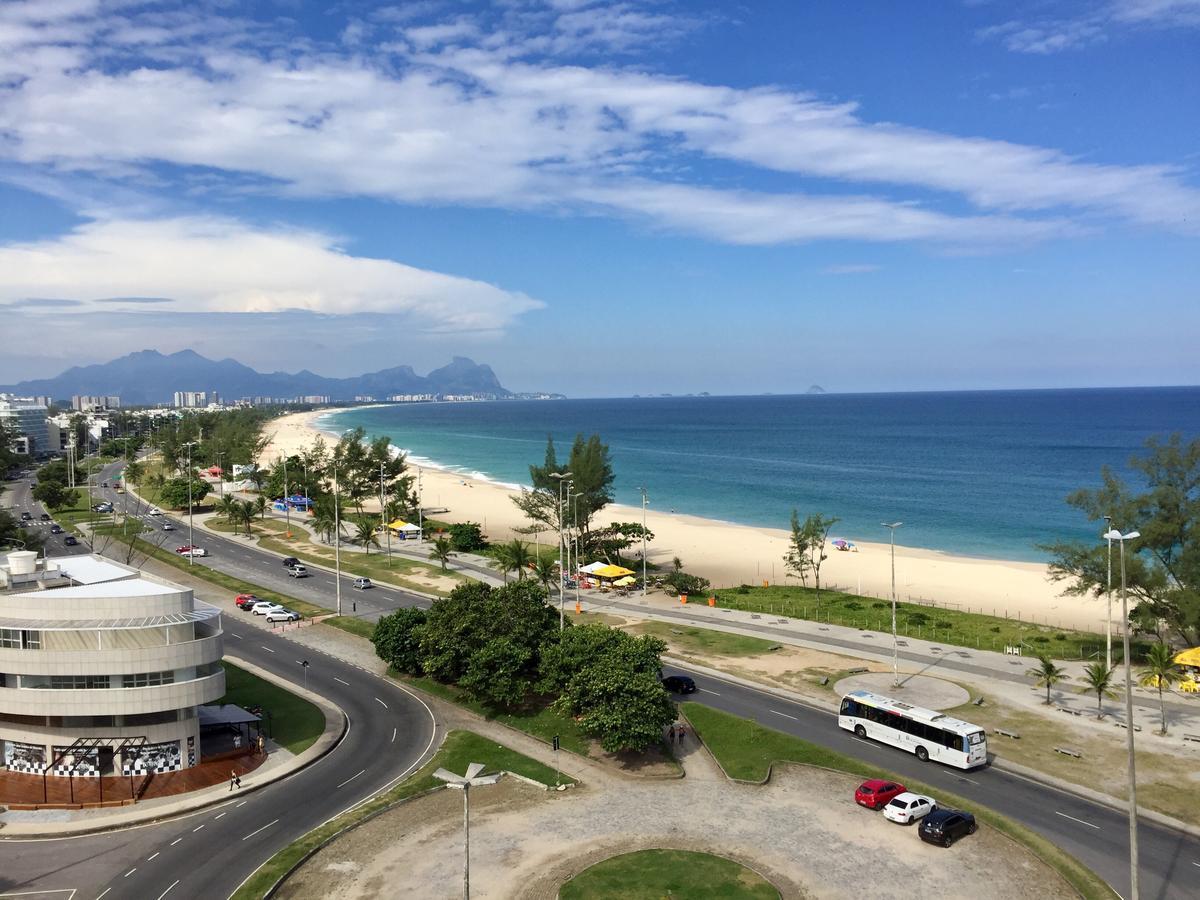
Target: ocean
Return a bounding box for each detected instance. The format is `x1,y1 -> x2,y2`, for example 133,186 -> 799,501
320,387 -> 1200,562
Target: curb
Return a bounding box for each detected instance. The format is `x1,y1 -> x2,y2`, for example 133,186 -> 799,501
0,657 -> 348,838
663,655 -> 1200,841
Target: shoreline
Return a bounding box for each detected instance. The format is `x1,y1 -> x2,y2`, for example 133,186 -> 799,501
261,410 -> 1105,632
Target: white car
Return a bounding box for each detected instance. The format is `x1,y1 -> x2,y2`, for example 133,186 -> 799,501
883,792 -> 937,825
161,523 -> 175,531
147,507 -> 163,516
265,608 -> 300,623
179,547 -> 208,557
251,601 -> 284,616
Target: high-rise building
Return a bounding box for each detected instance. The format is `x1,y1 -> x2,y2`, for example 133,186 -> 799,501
172,391 -> 208,409
0,400 -> 50,456
71,396 -> 121,412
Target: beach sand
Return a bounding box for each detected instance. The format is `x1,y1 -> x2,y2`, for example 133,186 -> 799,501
260,410 -> 1105,632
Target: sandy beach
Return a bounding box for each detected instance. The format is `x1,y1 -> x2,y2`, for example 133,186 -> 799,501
260,410 -> 1105,632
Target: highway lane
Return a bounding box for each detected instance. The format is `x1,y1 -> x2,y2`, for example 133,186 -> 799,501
0,600 -> 438,900
663,663 -> 1199,900
1,473 -> 91,557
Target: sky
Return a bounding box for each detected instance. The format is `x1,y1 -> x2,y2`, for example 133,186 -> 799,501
0,0 -> 1197,396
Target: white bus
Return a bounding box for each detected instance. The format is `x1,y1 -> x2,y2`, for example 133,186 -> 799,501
838,689 -> 988,770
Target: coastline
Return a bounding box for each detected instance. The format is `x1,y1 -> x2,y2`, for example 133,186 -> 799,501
261,410 -> 1104,632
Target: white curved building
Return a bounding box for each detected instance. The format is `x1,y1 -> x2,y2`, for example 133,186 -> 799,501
0,552 -> 224,777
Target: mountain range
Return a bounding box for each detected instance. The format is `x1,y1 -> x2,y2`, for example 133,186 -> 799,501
1,350 -> 511,405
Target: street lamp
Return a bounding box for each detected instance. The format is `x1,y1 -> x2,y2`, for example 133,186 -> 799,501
1104,515 -> 1114,672
433,763 -> 501,900
549,471 -> 572,630
638,487 -> 648,597
1103,526 -> 1141,900
333,462 -> 343,617
882,521 -> 903,688
184,441 -> 198,565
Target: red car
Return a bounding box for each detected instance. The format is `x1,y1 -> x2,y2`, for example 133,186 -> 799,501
235,594 -> 260,610
855,779 -> 906,810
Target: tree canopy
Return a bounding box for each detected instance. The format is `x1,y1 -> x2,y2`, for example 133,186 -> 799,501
512,434 -> 615,536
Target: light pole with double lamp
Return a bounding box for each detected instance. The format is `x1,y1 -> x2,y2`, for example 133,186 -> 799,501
638,486 -> 649,596
184,441 -> 198,565
433,763 -> 502,900
549,471 -> 572,630
333,463 -> 343,616
1104,526 -> 1141,900
882,521 -> 903,688
1104,515 -> 1114,671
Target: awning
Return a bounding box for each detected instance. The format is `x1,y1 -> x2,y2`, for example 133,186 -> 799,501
612,575 -> 636,586
199,704 -> 261,728
388,519 -> 422,532
579,561 -> 608,575
1174,647 -> 1200,667
590,564 -> 635,579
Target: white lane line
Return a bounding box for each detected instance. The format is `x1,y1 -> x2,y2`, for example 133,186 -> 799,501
230,632 -> 244,639
192,824 -> 205,832
236,800 -> 248,808
156,880 -> 180,900
851,737 -> 878,749
214,812 -> 226,820
124,868 -> 137,877
1054,810 -> 1100,830
170,838 -> 183,846
147,851 -> 160,861
1191,861 -> 1199,868
334,677 -> 350,685
336,769 -> 366,789
97,889 -> 113,899
260,645 -> 275,653
769,709 -> 798,721
242,818 -> 279,841
951,774 -> 981,786
391,727 -> 397,743
699,688 -> 721,696
374,697 -> 388,708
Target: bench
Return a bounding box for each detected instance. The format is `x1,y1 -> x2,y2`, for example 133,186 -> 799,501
1183,733 -> 1200,743
994,727 -> 1020,739
847,666 -> 869,675
1057,706 -> 1082,717
670,629 -> 683,635
750,614 -> 761,619
1054,747 -> 1082,758
818,676 -> 830,686
767,644 -> 782,652
972,696 -> 985,707
1113,721 -> 1142,733
860,633 -> 874,638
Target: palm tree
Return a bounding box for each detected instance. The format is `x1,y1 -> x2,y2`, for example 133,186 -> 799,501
429,535 -> 455,571
255,496 -> 268,520
218,494 -> 241,528
311,506 -> 338,545
354,519 -> 380,555
1082,661 -> 1116,719
124,460 -> 144,485
492,541 -> 516,583
505,539 -> 532,581
672,555 -> 684,573
238,500 -> 257,536
1027,655 -> 1069,705
1139,642 -> 1183,734
532,555 -> 557,594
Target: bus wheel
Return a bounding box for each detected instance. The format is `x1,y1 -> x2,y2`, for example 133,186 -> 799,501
855,725 -> 866,738
915,746 -> 929,762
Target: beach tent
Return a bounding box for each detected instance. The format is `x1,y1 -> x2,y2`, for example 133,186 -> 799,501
579,562 -> 609,575
831,538 -> 857,551
387,519 -> 423,539
1173,647 -> 1200,667
207,465 -> 223,476
590,564 -> 635,580
286,494 -> 313,509
612,575 -> 636,587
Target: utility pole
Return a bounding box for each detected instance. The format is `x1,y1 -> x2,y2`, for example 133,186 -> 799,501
185,441 -> 198,565
334,464 -> 342,616
882,522 -> 903,688
433,764 -> 501,900
282,455 -> 291,538
639,486 -> 648,597
549,472 -> 572,630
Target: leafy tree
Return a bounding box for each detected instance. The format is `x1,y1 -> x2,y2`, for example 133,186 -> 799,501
783,510 -> 812,588
1027,655 -> 1069,705
32,480 -> 79,511
371,607 -> 428,676
158,477 -> 210,511
429,535 -> 455,571
1081,662 -> 1116,718
1138,642 -> 1183,734
0,508 -> 45,553
123,460 -> 145,485
447,521 -> 488,552
537,624 -> 652,694
494,539 -> 532,582
512,434 -> 615,537
783,511 -> 839,601
582,521 -> 655,566
663,570 -> 710,597
354,519 -> 380,555
1045,434 -> 1200,645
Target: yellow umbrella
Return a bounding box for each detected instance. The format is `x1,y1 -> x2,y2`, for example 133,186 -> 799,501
612,575 -> 636,587
1173,647 -> 1200,667
591,564 -> 635,579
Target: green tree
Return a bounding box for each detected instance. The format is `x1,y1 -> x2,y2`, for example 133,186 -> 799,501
371,607 -> 428,676
1027,655 -> 1069,705
354,519 -> 381,555
1081,662 -> 1116,719
238,500 -> 257,536
783,510 -> 811,588
1138,642 -> 1183,734
1045,434 -> 1200,646
255,496 -> 268,520
783,511 -> 839,601
492,542 -> 517,583
531,554 -> 557,595
582,521 -> 655,566
32,480 -> 79,511
217,494 -> 241,527
429,535 -> 455,571
447,522 -> 487,552
496,539 -> 532,581
512,434 -> 615,537
123,460 -> 144,485
158,477 -> 210,511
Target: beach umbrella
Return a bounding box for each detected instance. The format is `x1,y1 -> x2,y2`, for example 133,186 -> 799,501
612,575 -> 636,587
1173,647 -> 1200,667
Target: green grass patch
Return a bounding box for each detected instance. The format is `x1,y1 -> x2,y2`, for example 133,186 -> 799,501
561,849 -> 779,900
684,703 -> 1116,900
629,621 -> 780,657
395,671 -> 590,755
217,661 -> 325,755
206,516 -> 292,536
711,584 -> 1148,661
230,729 -> 571,899
324,616 -> 377,641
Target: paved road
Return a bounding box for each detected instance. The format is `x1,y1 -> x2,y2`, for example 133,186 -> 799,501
1,473 -> 92,557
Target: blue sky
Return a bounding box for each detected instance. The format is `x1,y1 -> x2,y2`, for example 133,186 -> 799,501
0,0 -> 1197,396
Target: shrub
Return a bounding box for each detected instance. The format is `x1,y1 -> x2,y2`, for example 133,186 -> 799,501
843,601 -> 863,611
447,521 -> 488,552
935,620 -> 952,629
1053,633 -> 1067,641
1033,636 -> 1050,644
736,584 -> 751,594
989,626 -> 1002,633
872,602 -> 888,609
907,612 -> 929,626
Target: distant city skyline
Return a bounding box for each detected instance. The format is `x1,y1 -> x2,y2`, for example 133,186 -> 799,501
0,1 -> 1197,394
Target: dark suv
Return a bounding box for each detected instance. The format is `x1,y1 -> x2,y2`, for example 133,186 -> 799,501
281,556 -> 300,568
661,675 -> 697,694
919,808 -> 976,847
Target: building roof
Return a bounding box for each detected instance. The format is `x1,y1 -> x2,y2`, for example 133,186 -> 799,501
56,556 -> 139,585
0,600 -> 221,632
199,704 -> 260,728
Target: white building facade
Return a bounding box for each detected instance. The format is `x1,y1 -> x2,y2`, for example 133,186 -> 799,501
0,400 -> 50,456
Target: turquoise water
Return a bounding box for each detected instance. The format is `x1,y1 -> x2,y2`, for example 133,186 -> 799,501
320,388 -> 1200,562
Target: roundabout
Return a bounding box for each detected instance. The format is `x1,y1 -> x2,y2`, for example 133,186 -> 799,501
833,672 -> 970,710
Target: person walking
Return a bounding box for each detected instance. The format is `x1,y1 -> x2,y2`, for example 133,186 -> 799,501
229,770 -> 242,791
667,724 -> 676,744
676,723 -> 686,746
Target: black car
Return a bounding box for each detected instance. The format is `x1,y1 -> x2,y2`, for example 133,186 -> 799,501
49,524 -> 63,534
281,556 -> 300,568
661,675 -> 698,694
63,535 -> 79,546
20,511 -> 32,520
918,809 -> 976,847
39,513 -> 50,521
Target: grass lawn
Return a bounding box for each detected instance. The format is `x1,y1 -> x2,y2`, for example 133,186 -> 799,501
230,730 -> 572,899
711,584 -> 1150,662
560,849 -> 779,900
218,661 -> 325,755
324,616 -> 377,641
628,621 -> 781,657
207,516 -> 292,536
395,671 -> 591,755
683,703 -> 1116,900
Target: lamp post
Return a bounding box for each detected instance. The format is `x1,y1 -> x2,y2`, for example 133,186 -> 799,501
184,441 -> 198,565
282,455 -> 291,538
882,521 -> 903,688
334,463 -> 343,617
1104,515 -> 1114,672
638,487 -> 648,596
549,471 -> 572,631
1104,526 -> 1141,900
380,461 -> 392,565
433,763 -> 502,900
572,491 -> 581,611
417,466 -> 424,540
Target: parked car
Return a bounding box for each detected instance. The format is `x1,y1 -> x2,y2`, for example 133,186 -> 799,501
883,792 -> 937,825
287,565 -> 309,578
92,503 -> 112,512
265,608 -> 300,623
352,577 -> 373,590
101,481 -> 108,487
854,779 -> 907,811
919,809 -> 977,847
39,512 -> 50,521
661,675 -> 697,694
235,594 -> 261,610
281,556 -> 300,568
49,524 -> 63,534
251,601 -> 283,616
63,535 -> 79,546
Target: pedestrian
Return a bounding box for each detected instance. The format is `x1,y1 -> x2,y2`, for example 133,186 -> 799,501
233,733 -> 241,750
229,770 -> 237,791
257,734 -> 265,755
667,724 -> 676,744
676,723 -> 686,745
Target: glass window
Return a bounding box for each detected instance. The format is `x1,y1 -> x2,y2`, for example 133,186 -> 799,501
0,629 -> 19,649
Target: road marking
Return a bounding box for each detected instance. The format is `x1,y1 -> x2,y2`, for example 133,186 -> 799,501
334,677 -> 350,685
336,769 -> 366,789
96,890 -> 112,899
124,868 -> 137,877
391,727 -> 397,743
230,632 -> 244,639
374,697 -> 388,708
170,838 -> 182,846
851,737 -> 878,749
155,880 -> 179,900
951,774 -> 980,785
1191,861 -> 1199,868
769,709 -> 798,720
1054,811 -> 1100,830
236,800 -> 248,808
214,812 -> 226,820
260,646 -> 275,653
147,852 -> 159,861
192,824 -> 205,832
242,819 -> 279,841
699,688 -> 721,696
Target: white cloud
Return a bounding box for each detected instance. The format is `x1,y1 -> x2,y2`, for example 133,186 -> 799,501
978,0 -> 1200,54
0,216 -> 542,331
822,264 -> 881,275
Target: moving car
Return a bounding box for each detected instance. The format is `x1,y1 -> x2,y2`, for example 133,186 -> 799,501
20,511 -> 31,520
854,779 -> 906,810
39,512 -> 50,521
63,535 -> 79,546
235,594 -> 261,610
352,577 -> 373,590
882,792 -> 937,825
251,601 -> 283,615
281,556 -> 300,568
287,565 -> 309,578
49,524 -> 63,534
161,523 -> 175,531
265,608 -> 301,623
147,507 -> 163,516
918,809 -> 977,847
176,546 -> 208,558
661,675 -> 697,694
